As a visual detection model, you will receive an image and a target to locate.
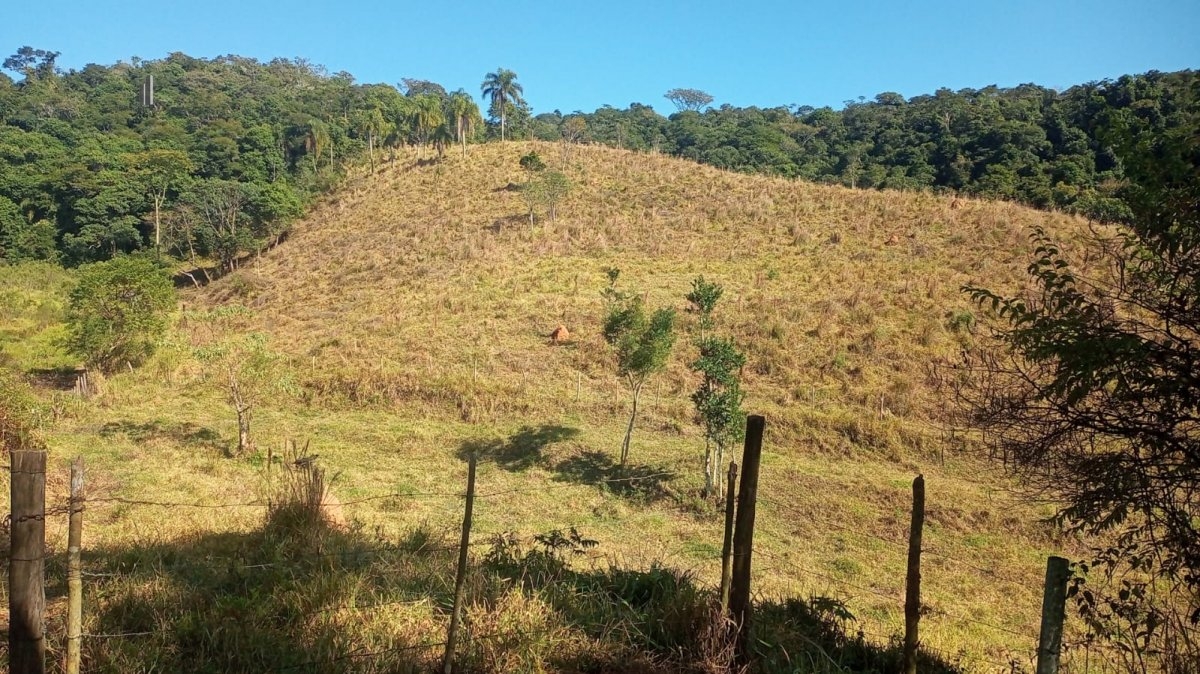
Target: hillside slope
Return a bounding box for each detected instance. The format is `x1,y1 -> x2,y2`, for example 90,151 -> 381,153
209,141 -> 1083,452
27,142 -> 1099,672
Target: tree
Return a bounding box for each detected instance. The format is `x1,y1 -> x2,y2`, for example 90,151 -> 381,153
521,169 -> 570,223
354,106 -> 387,171
447,90 -> 482,157
692,336 -> 745,499
184,179 -> 252,273
66,255 -> 175,372
127,149 -> 194,255
665,88 -> 714,112
481,68 -> 525,141
408,94 -> 445,155
686,277 -> 744,499
0,195 -> 56,262
3,46 -> 60,81
954,92 -> 1200,658
193,307 -> 292,457
602,270 -> 676,465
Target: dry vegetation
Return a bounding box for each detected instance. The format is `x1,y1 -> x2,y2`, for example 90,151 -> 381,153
5,142 -> 1110,672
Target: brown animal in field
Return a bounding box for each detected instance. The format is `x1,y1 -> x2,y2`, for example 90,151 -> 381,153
950,198 -> 962,210
550,325 -> 570,344
886,233 -> 900,246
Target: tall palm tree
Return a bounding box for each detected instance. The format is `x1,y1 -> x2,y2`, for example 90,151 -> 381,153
480,68 -> 524,141
447,90 -> 483,157
303,119 -> 330,172
408,94 -> 445,156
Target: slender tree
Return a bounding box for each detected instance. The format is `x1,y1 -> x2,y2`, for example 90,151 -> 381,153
127,150 -> 193,255
447,90 -> 482,157
481,68 -> 525,141
602,270 -> 676,465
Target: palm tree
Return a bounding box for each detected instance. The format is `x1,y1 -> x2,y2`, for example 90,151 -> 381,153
303,119 -> 330,172
447,90 -> 483,157
480,68 -> 524,141
410,94 -> 445,156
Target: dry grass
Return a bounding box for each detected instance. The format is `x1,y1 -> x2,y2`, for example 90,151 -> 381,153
4,142 -> 1109,672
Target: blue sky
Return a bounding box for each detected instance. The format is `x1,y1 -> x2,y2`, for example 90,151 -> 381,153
4,0 -> 1198,114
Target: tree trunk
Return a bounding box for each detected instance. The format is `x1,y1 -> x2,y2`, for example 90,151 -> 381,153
501,111 -> 506,142
153,193 -> 164,255
621,383 -> 642,465
368,133 -> 375,172
236,405 -> 251,456
703,438 -> 714,497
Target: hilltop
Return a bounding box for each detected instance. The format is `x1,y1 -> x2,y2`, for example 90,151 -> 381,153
17,142 -> 1099,672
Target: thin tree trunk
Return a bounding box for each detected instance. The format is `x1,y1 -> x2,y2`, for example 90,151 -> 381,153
621,382 -> 642,465
153,193 -> 163,255
703,437 -> 714,497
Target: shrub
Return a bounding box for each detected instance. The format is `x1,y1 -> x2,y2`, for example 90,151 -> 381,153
65,255 -> 175,372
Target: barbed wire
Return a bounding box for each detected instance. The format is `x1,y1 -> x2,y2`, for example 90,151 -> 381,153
752,546 -> 1040,644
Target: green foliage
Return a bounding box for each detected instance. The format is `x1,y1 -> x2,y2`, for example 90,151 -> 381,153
686,277 -> 744,498
193,307 -> 295,456
521,169 -> 570,222
481,68 -> 525,141
549,71 -> 1200,216
603,297 -> 676,383
602,275 -> 676,465
685,276 -> 723,334
0,51 -> 430,267
519,151 -> 546,172
0,195 -> 56,262
959,96 -> 1200,660
664,88 -> 713,112
65,255 -> 175,371
0,368 -> 46,451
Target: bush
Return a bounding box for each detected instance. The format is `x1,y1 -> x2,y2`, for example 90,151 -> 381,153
66,255 -> 175,372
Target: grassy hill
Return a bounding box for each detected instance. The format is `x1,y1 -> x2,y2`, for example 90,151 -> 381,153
7,142 -> 1101,672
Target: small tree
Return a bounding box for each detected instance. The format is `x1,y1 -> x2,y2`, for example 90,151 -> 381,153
602,271 -> 676,465
685,277 -> 744,498
692,337 -> 745,499
66,255 -> 175,372
193,307 -> 290,457
686,276 -> 724,340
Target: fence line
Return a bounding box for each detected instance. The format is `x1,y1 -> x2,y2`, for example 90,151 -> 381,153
10,431 -> 1109,674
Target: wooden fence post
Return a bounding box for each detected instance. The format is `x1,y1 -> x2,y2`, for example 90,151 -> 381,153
903,474 -> 925,674
443,453 -> 478,674
719,461 -> 738,613
730,415 -> 765,669
9,450 -> 47,674
66,457 -> 85,674
1036,556 -> 1070,674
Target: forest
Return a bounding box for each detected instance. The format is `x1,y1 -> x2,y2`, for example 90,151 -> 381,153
0,45 -> 1196,268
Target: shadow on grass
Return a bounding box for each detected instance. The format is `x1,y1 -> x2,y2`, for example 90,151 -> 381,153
481,537 -> 965,674
455,424 -> 580,471
99,419 -> 225,453
552,449 -> 677,504
56,509 -> 461,673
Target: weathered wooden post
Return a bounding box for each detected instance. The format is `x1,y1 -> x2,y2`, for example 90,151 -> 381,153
443,453 -> 478,674
719,461 -> 738,613
904,474 -> 925,674
66,457 -> 85,674
730,415 -> 765,669
1036,556 -> 1070,674
10,450 -> 47,674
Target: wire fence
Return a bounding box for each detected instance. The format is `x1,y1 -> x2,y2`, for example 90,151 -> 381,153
6,450 -> 1124,674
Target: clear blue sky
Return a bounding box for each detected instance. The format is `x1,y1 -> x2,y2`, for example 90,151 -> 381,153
4,0 -> 1198,114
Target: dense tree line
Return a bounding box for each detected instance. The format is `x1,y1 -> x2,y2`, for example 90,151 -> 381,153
1,46 -> 1195,268
529,70 -> 1198,219
0,49 -> 486,268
